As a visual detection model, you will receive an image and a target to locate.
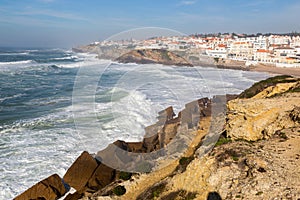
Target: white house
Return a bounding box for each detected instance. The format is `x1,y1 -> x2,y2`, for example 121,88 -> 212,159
206,44 -> 228,58
254,49 -> 272,62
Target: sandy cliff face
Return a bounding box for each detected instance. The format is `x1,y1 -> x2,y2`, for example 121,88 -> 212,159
226,80 -> 300,141
115,49 -> 193,66
111,76 -> 300,200
15,76 -> 300,200
226,93 -> 299,141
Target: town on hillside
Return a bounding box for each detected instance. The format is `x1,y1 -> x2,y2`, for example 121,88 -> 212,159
90,33 -> 300,67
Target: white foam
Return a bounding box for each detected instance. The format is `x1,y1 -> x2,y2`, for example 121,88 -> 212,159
52,56 -> 78,61
0,52 -> 29,56
0,60 -> 35,66
0,93 -> 26,103
0,61 -> 270,199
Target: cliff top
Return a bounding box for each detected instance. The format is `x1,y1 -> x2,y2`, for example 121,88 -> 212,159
115,49 -> 193,67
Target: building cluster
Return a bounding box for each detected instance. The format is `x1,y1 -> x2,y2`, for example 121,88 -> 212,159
95,34 -> 300,66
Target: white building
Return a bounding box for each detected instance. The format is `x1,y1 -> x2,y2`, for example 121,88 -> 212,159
228,42 -> 253,60
206,44 -> 228,58
253,36 -> 268,50
274,47 -> 296,57
254,49 -> 272,62
269,35 -> 290,45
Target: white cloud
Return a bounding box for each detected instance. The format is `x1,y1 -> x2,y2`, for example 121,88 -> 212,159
16,9 -> 88,21
178,0 -> 197,6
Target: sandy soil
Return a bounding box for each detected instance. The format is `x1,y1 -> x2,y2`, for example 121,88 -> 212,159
250,64 -> 300,77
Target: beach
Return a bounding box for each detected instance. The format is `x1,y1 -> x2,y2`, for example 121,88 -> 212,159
250,64 -> 300,77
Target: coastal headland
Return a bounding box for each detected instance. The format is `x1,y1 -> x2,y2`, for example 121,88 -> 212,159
15,75 -> 300,199
73,44 -> 300,77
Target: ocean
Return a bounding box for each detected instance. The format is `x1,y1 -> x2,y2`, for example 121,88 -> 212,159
0,48 -> 269,199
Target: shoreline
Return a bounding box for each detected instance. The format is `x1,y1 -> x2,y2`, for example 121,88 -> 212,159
14,74 -> 300,199
72,47 -> 300,77
249,64 -> 300,77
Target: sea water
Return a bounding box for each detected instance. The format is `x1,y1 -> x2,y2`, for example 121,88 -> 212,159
0,48 -> 269,199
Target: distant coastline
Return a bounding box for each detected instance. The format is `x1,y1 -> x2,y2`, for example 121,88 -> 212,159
73,45 -> 300,77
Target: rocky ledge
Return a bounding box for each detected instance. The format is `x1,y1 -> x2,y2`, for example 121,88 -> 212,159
115,49 -> 193,66
15,75 -> 300,200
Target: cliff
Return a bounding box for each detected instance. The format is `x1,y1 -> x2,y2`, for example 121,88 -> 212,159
15,76 -> 300,200
115,49 -> 193,67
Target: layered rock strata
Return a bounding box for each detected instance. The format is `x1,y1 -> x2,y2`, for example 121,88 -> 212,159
115,49 -> 193,66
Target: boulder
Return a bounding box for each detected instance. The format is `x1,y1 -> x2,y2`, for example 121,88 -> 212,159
158,122 -> 179,148
87,163 -> 116,191
14,174 -> 67,200
143,130 -> 159,152
158,106 -> 175,122
64,191 -> 83,200
63,151 -> 98,191
112,140 -> 145,153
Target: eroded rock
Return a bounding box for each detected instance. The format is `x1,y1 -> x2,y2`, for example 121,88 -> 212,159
63,151 -> 98,191
14,174 -> 67,200
226,93 -> 300,141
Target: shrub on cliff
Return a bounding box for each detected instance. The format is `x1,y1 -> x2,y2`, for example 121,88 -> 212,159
119,171 -> 132,181
113,185 -> 126,196
238,75 -> 295,98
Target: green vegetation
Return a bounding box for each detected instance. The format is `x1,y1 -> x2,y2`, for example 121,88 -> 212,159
256,191 -> 263,196
152,183 -> 166,199
269,83 -> 300,98
214,57 -> 220,63
112,185 -> 126,196
119,171 -> 132,181
238,75 -> 296,99
136,182 -> 167,200
288,86 -> 300,93
217,149 -> 244,163
215,137 -> 232,146
232,155 -> 239,161
160,190 -> 197,200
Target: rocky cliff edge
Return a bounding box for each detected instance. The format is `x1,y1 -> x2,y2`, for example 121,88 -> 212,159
15,75 -> 300,200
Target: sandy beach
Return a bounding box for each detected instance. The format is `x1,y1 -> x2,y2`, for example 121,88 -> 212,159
250,64 -> 300,77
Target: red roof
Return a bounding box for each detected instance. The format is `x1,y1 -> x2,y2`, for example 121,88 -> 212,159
218,44 -> 227,48
286,57 -> 296,60
256,49 -> 269,53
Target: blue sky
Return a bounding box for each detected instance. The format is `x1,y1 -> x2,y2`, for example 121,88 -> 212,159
0,0 -> 300,48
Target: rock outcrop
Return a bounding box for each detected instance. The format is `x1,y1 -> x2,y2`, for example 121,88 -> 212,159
63,151 -> 99,191
113,76 -> 300,200
226,76 -> 300,141
115,49 -> 193,66
14,174 -> 67,200
16,76 -> 300,200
